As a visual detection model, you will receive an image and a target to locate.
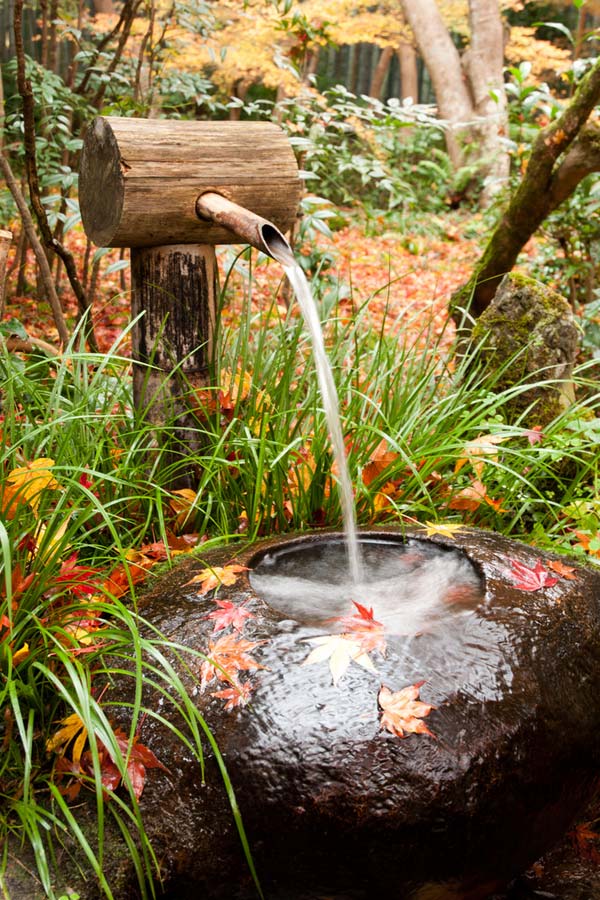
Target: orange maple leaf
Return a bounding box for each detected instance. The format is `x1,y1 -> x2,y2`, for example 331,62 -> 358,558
378,681 -> 435,739
570,821 -> 600,864
211,678 -> 254,709
362,438 -> 399,487
547,559 -> 577,580
186,563 -> 248,595
448,480 -> 506,513
200,633 -> 265,688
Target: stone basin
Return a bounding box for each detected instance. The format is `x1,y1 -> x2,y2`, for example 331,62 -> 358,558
100,528 -> 600,899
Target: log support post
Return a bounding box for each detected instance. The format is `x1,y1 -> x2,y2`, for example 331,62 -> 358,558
79,116 -> 301,486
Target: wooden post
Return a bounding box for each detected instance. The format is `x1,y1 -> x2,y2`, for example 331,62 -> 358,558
131,244 -> 217,479
79,116 -> 301,485
0,229 -> 13,318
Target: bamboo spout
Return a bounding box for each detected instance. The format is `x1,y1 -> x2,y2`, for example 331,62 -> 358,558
196,192 -> 294,266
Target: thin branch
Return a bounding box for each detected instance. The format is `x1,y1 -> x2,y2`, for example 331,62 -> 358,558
0,153 -> 70,346
13,0 -> 97,351
76,0 -> 133,96
91,0 -> 144,109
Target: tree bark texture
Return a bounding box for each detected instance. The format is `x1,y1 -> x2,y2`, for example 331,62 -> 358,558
369,46 -> 394,99
131,244 -> 217,480
455,58 -> 600,318
400,0 -> 474,169
400,0 -> 509,198
464,0 -> 509,198
398,42 -> 418,102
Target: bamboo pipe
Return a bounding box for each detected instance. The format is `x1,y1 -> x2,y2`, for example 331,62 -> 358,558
195,191 -> 294,266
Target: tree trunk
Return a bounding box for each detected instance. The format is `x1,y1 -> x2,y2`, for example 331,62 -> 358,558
453,59 -> 600,319
463,0 -> 509,201
92,0 -> 116,12
398,41 -> 418,102
400,0 -> 509,196
369,46 -> 394,99
400,0 -> 474,169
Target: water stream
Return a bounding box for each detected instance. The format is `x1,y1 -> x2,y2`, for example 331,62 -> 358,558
269,240 -> 363,583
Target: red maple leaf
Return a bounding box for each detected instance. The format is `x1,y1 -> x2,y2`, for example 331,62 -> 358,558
508,559 -> 558,591
330,601 -> 386,653
205,598 -> 254,633
81,729 -> 169,800
55,553 -> 102,597
523,425 -> 544,446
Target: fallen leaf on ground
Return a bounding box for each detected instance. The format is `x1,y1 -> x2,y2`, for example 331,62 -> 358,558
206,598 -> 254,633
211,678 -> 254,709
523,425 -> 544,446
200,633 -> 265,688
7,458 -> 60,513
186,563 -> 248,595
378,681 -> 435,739
302,633 -> 378,686
362,439 -> 400,487
455,434 -> 508,479
547,559 -> 577,580
55,553 -> 102,597
422,521 -> 464,538
508,559 -> 558,591
570,821 -> 600,864
46,711 -> 89,765
448,480 -> 506,513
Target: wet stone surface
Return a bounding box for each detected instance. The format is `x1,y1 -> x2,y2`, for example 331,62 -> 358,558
24,528 -> 600,899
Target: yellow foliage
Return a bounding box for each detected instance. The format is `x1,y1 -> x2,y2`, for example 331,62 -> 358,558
506,27 -> 572,80
6,458 -> 60,514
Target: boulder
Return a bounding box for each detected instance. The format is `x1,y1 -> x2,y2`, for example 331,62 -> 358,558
73,527 -> 600,900
471,273 -> 579,425
10,529 -> 600,899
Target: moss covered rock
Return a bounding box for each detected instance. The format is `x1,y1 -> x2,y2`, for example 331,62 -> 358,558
471,273 -> 579,425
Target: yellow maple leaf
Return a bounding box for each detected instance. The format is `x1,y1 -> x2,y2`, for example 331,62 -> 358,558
186,564 -> 249,595
46,712 -> 88,765
422,521 -> 464,538
12,643 -> 29,666
7,458 -> 60,513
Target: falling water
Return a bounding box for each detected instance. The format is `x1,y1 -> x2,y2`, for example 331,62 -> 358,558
268,238 -> 362,583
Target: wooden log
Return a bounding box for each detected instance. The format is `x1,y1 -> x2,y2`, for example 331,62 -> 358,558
80,117 -> 302,248
0,229 -> 12,317
131,243 -> 217,482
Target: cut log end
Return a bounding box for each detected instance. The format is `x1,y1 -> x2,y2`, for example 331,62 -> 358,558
79,117 -> 125,247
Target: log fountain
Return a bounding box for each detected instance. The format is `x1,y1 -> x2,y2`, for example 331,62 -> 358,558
75,117 -> 600,900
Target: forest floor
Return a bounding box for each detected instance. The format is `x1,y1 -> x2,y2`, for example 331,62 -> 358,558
5,212 -> 515,352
